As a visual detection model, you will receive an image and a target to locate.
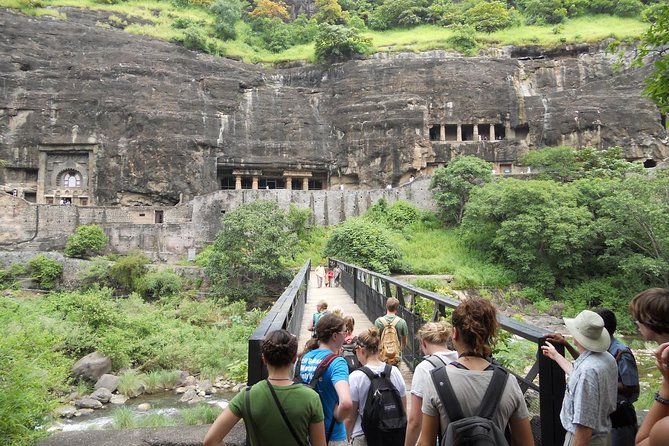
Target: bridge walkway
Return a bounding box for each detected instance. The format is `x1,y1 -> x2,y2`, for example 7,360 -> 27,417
297,272 -> 414,404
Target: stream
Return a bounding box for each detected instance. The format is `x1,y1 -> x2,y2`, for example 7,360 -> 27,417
56,390 -> 236,432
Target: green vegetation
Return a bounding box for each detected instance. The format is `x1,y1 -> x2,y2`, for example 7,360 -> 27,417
0,0 -> 651,64
204,200 -> 302,303
181,404 -> 223,425
64,224 -> 109,259
27,254 -> 63,289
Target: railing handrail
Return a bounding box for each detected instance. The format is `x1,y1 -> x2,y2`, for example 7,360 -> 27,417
247,259 -> 311,385
333,258 -> 566,446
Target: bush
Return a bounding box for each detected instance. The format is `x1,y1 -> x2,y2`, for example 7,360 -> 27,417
365,199 -> 421,231
613,0 -> 643,17
464,1 -> 512,32
181,404 -> 223,425
181,26 -> 211,52
65,224 -> 109,258
314,24 -> 371,63
27,255 -> 62,289
446,25 -> 478,54
324,218 -> 401,274
79,256 -> 113,289
139,269 -> 183,300
109,252 -> 150,294
211,0 -> 243,40
520,0 -> 567,25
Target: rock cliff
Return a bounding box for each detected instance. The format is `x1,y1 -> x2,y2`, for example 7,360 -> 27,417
1,8 -> 666,205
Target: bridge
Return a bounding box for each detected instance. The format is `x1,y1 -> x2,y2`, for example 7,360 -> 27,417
248,259 -> 568,446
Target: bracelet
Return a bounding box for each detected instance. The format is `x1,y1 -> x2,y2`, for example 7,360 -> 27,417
655,392 -> 669,405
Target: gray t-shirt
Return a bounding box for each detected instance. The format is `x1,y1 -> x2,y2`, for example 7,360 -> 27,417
421,365 -> 529,433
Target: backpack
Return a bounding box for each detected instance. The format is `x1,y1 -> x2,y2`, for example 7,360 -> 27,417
341,343 -> 362,373
378,317 -> 401,366
359,364 -> 407,446
430,365 -> 510,446
297,352 -> 339,442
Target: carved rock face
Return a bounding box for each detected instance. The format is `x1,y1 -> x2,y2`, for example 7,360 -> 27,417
0,10 -> 666,205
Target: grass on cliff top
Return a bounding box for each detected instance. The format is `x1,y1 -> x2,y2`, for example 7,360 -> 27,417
1,0 -> 648,64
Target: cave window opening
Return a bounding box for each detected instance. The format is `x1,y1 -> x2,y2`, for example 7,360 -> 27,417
514,124 -> 529,140
291,179 -> 302,190
500,163 -> 513,174
494,124 -> 506,140
461,124 -> 475,141
429,125 -> 440,141
478,124 -> 491,141
155,210 -> 164,224
79,197 -> 87,206
60,170 -> 82,188
259,179 -> 285,189
241,178 -> 252,189
445,125 -> 458,141
221,177 -> 235,190
644,159 -> 657,168
308,179 -> 323,190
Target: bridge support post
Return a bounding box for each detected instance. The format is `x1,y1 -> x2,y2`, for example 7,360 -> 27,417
539,339 -> 566,446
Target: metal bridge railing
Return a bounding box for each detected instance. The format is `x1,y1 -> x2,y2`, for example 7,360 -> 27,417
247,259 -> 310,385
336,258 -> 566,446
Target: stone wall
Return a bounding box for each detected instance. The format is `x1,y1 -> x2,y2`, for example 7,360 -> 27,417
0,179 -> 434,258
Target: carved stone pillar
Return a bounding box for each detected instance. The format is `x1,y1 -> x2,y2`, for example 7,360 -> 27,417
440,124 -> 446,142
252,176 -> 258,190
473,124 -> 479,141
490,125 -> 495,141
456,124 -> 462,142
235,175 -> 242,190
302,178 -> 309,190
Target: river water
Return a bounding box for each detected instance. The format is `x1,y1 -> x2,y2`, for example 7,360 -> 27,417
57,391 -> 235,432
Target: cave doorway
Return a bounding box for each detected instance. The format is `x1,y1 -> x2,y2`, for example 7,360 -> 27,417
644,159 -> 657,168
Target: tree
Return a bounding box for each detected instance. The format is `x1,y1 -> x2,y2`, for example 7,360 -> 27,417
314,24 -> 371,63
521,146 -> 643,182
324,217 -> 401,274
249,0 -> 289,20
27,255 -> 63,289
597,174 -> 669,287
465,1 -> 513,32
635,1 -> 669,114
109,252 -> 150,295
429,155 -> 492,224
205,201 -> 296,302
211,0 -> 244,40
314,0 -> 348,24
64,224 -> 109,259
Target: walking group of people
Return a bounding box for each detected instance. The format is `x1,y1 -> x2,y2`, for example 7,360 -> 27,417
314,264 -> 341,288
204,288 -> 669,446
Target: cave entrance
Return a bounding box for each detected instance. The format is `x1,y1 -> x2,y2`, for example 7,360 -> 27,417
479,124 -> 491,141
429,125 -> 440,141
155,210 -> 164,224
461,124 -> 475,141
644,159 -> 657,168
515,124 -> 529,140
494,124 -> 506,140
445,125 -> 458,141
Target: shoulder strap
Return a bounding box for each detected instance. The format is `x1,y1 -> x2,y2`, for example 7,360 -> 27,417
382,363 -> 393,378
266,381 -> 307,446
477,366 -> 509,420
426,355 -> 448,369
243,386 -> 260,446
430,366 -> 465,422
389,317 -> 400,327
359,365 -> 376,381
310,353 -> 338,386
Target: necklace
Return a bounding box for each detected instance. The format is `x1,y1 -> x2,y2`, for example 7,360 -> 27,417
267,377 -> 293,381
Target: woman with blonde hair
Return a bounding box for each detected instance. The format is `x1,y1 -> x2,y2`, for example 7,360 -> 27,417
404,321 -> 458,446
346,327 -> 407,445
417,298 -> 534,446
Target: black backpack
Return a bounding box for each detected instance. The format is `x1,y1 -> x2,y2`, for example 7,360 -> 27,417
430,365 -> 510,446
359,364 -> 407,446
341,344 -> 362,373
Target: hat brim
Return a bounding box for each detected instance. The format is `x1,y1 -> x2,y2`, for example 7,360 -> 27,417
564,317 -> 610,353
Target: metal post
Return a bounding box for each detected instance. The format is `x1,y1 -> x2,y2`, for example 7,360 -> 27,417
539,339 -> 566,446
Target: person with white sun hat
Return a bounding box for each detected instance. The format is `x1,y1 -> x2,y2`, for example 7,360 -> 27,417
542,310 -> 618,446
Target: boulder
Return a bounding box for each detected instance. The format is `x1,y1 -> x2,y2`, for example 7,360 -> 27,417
109,394 -> 128,405
74,398 -> 103,409
137,403 -> 151,411
179,388 -> 197,403
71,352 -> 111,383
197,379 -> 213,395
122,382 -> 145,398
89,387 -> 112,403
54,405 -> 77,419
94,374 -> 120,392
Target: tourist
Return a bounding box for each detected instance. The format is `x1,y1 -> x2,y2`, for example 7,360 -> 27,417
315,264 -> 326,288
299,313 -> 353,445
542,310 -> 618,446
404,321 -> 458,446
203,329 -> 326,446
326,268 -> 334,287
346,327 -> 407,445
546,309 -> 640,446
374,297 -> 409,357
344,316 -> 355,345
332,265 -> 342,287
629,288 -> 669,446
308,300 -> 330,335
418,298 -> 534,446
